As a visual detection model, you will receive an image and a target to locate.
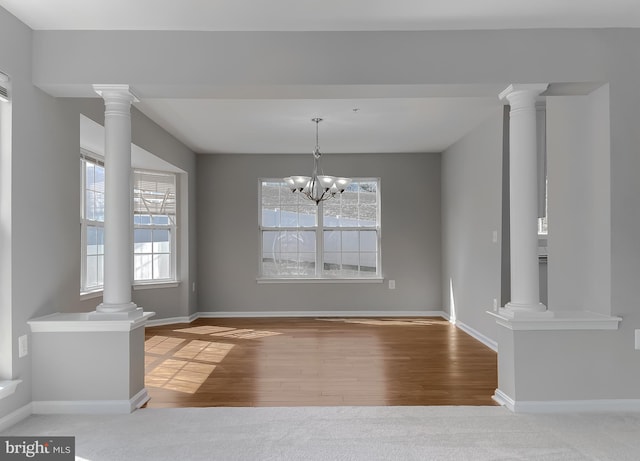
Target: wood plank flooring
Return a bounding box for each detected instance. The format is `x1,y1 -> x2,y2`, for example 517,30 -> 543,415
144,317 -> 497,408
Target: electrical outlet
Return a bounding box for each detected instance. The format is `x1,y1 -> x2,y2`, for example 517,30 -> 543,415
388,280 -> 396,290
18,335 -> 28,358
492,231 -> 498,243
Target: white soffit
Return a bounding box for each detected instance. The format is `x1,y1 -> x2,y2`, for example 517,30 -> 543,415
134,97 -> 502,154
1,0 -> 640,31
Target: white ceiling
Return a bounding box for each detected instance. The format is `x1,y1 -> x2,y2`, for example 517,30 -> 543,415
2,0 -> 639,31
1,0 -> 634,154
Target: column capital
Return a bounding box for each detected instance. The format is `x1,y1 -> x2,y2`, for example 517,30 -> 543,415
93,84 -> 139,103
499,84 -> 548,107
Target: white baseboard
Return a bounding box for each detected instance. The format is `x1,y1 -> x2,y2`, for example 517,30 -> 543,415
493,389 -> 640,413
32,388 -> 150,415
196,310 -> 447,319
0,402 -> 32,432
455,321 -> 498,351
146,313 -> 199,327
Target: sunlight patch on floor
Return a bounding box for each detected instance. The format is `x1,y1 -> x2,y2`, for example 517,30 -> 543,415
145,338 -> 235,394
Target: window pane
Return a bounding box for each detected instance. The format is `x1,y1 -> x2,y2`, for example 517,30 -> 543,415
134,215 -> 152,225
97,255 -> 104,285
278,253 -> 299,276
342,252 -> 359,271
322,200 -> 341,227
87,226 -> 98,255
85,190 -> 95,221
323,230 -> 340,252
134,229 -> 153,253
263,231 -> 280,257
299,203 -> 316,227
359,204 -> 377,227
94,165 -> 105,193
153,229 -> 171,253
86,255 -> 98,287
152,215 -> 169,225
298,231 -> 316,254
94,191 -> 105,222
280,206 -> 298,227
153,254 -> 171,279
134,254 -> 153,280
360,230 -> 377,252
262,207 -> 279,227
262,182 -> 280,206
342,231 -> 358,252
360,253 -> 378,273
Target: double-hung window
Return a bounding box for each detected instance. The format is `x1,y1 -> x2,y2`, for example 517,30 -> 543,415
259,179 -> 380,279
133,170 -> 177,282
80,151 -> 105,293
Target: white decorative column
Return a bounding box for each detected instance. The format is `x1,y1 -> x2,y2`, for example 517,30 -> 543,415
499,84 -> 548,316
92,84 -> 141,319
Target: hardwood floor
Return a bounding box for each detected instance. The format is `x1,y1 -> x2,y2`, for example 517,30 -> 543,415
144,317 -> 497,408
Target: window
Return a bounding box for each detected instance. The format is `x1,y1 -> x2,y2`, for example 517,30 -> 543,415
259,179 -> 380,279
80,158 -> 178,292
80,151 -> 105,293
133,170 -> 177,282
0,70 -> 14,386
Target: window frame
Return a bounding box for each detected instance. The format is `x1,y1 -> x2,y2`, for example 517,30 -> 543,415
132,168 -> 178,284
258,177 -> 382,282
80,150 -> 106,295
80,155 -> 180,295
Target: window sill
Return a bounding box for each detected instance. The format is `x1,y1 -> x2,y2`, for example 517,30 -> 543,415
81,281 -> 180,299
0,380 -> 21,400
133,281 -> 180,291
257,277 -> 384,284
80,289 -> 103,301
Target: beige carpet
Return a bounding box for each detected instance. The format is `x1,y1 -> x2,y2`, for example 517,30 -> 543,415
3,406 -> 640,460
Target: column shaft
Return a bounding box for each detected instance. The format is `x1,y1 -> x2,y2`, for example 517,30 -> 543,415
500,84 -> 548,313
93,85 -> 138,316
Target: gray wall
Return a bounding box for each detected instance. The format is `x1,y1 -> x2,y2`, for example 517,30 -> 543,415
546,86 -> 611,314
441,108 -> 503,342
0,5 -> 197,419
196,153 -> 441,313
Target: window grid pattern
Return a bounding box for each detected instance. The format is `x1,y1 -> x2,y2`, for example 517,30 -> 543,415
259,179 -> 380,279
133,170 -> 177,282
81,154 -> 105,292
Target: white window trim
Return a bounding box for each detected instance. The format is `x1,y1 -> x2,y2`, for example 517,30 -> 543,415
133,168 -> 178,284
0,71 -> 14,386
80,151 -> 106,295
80,157 -> 180,295
258,177 -> 381,281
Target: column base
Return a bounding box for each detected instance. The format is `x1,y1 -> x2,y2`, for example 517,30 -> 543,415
89,304 -> 143,320
500,303 -> 552,319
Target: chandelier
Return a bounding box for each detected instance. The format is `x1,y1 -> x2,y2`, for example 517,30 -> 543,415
284,118 -> 352,205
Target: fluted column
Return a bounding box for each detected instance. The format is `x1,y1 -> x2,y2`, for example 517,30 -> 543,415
499,84 -> 548,315
92,85 -> 141,319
